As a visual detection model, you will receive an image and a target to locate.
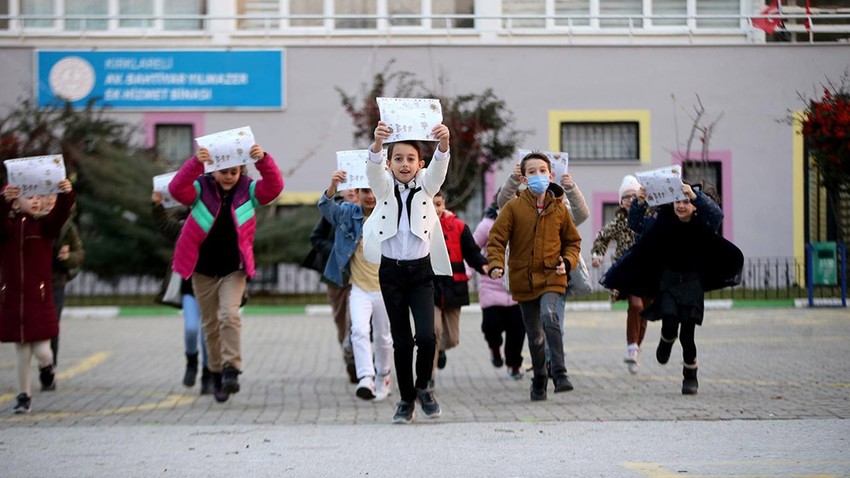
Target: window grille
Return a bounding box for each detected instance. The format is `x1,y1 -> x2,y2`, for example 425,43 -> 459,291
561,122 -> 640,161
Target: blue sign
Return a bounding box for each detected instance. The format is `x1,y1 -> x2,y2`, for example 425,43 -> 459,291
36,50 -> 284,110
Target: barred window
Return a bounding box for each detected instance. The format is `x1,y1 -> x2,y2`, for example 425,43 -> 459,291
155,124 -> 194,166
560,122 -> 640,161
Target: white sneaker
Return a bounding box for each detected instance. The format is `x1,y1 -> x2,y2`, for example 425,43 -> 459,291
624,344 -> 640,375
355,376 -> 375,400
373,373 -> 392,402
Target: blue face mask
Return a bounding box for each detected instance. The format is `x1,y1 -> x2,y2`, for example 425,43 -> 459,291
526,175 -> 550,195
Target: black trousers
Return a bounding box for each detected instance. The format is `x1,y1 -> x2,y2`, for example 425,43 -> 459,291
481,305 -> 526,368
379,256 -> 436,403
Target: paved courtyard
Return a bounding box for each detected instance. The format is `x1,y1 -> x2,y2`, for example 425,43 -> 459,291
1,306 -> 848,476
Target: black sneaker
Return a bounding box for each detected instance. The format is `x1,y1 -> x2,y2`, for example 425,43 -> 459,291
553,374 -> 574,393
530,376 -> 547,401
437,351 -> 447,370
211,372 -> 230,403
656,336 -> 675,365
416,388 -> 442,418
490,347 -> 504,368
392,400 -> 416,424
221,365 -> 241,394
13,393 -> 31,414
39,364 -> 56,391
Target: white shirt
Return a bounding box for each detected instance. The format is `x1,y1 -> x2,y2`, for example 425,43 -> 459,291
368,147 -> 449,261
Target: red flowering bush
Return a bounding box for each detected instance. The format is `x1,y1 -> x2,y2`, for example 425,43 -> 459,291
802,81 -> 850,194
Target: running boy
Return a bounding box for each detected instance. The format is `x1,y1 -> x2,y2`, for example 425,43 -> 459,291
486,152 -> 582,401
432,190 -> 488,377
364,120 -> 451,423
319,171 -> 393,402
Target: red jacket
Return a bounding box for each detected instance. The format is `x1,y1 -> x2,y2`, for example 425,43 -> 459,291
0,191 -> 74,343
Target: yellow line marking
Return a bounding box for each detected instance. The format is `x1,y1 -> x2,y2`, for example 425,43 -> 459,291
623,462 -> 681,478
2,394 -> 196,422
624,461 -> 842,478
1,352 -> 110,405
56,351 -> 110,380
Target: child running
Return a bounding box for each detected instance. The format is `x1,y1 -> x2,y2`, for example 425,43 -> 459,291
1,179 -> 74,413
364,120 -> 452,423
319,171 -> 393,402
169,143 -> 283,402
486,152 -> 582,401
602,183 -> 743,394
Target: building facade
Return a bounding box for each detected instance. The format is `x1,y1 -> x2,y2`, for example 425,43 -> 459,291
1,0 -> 849,273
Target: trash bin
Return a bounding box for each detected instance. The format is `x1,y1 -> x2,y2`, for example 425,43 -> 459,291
811,242 -> 838,286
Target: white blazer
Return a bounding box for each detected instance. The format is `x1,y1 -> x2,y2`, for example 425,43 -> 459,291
363,150 -> 452,277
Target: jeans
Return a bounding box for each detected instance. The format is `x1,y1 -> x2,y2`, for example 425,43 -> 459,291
520,292 -> 568,380
542,293 -> 566,365
182,294 -> 208,368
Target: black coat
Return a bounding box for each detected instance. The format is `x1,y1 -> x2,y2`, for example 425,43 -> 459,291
601,204 -> 743,301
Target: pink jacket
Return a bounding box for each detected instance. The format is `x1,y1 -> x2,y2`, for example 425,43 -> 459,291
168,154 -> 284,279
472,217 -> 517,309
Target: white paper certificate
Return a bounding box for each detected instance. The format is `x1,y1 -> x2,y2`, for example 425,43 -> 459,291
3,154 -> 66,195
377,97 -> 443,142
152,171 -> 181,209
635,165 -> 687,206
194,126 -> 256,173
517,149 -> 569,180
335,150 -> 372,190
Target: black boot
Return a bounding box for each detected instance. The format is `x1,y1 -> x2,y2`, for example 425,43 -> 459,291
183,353 -> 199,387
211,371 -> 229,403
682,364 -> 699,395
530,375 -> 547,401
200,367 -> 214,395
656,336 -> 676,365
39,364 -> 56,391
221,364 -> 241,394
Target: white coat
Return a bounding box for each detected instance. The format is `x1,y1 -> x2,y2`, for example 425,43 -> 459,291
363,150 -> 452,277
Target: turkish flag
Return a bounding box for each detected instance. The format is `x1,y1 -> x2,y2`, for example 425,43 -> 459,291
752,1 -> 782,34
804,0 -> 812,32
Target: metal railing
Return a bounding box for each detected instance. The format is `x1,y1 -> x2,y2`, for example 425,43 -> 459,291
1,12 -> 848,43
63,256 -> 845,306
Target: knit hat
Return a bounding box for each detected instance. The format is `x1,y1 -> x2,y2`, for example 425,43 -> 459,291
618,174 -> 641,198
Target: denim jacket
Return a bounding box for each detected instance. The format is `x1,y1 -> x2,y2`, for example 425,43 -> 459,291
318,193 -> 366,287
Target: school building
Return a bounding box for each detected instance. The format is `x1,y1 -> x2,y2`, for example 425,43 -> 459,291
0,1 -> 848,286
